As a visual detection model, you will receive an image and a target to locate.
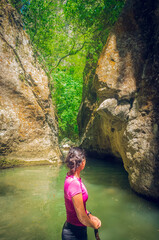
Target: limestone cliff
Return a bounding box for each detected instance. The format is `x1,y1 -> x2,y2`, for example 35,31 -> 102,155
0,0 -> 61,167
78,0 -> 159,199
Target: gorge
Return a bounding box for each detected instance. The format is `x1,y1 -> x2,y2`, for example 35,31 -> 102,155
0,0 -> 159,201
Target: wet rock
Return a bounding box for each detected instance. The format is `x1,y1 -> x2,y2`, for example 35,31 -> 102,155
60,138 -> 77,158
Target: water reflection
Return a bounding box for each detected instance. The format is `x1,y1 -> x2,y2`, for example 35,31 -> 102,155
0,183 -> 17,196
0,160 -> 159,240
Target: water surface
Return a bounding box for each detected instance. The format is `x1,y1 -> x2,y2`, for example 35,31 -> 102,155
0,158 -> 159,240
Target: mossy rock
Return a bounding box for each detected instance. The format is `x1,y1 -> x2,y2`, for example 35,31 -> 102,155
0,158 -> 60,169
0,158 -> 20,169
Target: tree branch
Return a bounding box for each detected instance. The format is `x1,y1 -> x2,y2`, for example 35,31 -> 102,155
49,38 -> 86,74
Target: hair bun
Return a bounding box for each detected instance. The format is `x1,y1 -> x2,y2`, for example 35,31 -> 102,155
65,147 -> 86,174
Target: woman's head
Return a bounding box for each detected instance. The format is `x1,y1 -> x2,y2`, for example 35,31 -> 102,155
65,147 -> 86,175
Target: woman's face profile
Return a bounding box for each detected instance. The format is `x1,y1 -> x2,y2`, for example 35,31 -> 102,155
81,158 -> 86,170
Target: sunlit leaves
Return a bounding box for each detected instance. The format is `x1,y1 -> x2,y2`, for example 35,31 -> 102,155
51,55 -> 85,140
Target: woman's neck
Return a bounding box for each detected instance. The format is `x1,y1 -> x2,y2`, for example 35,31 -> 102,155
74,170 -> 81,179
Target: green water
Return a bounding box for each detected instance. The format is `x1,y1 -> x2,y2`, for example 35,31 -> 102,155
0,158 -> 159,240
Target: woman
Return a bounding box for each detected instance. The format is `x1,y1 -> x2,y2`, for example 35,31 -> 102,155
62,147 -> 101,240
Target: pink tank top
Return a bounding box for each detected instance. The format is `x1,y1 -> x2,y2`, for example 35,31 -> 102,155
64,174 -> 88,226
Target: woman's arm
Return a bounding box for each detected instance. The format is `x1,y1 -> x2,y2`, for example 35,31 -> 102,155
87,211 -> 101,224
72,193 -> 101,229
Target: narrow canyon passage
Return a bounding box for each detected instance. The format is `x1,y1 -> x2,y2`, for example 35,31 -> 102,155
0,1 -> 159,240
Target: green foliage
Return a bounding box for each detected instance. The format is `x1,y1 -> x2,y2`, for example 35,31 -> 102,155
20,0 -> 86,70
64,0 -> 126,56
51,54 -> 85,141
10,0 -> 125,141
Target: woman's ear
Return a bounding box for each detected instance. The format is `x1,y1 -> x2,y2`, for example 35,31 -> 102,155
81,159 -> 86,169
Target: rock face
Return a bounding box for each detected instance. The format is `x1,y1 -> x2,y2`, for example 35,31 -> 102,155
78,0 -> 159,199
0,0 -> 61,167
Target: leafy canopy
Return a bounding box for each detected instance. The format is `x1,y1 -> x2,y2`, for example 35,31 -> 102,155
10,0 -> 125,141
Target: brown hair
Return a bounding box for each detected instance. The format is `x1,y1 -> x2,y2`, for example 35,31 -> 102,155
65,147 -> 86,175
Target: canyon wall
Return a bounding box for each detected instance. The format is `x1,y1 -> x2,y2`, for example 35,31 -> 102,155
0,0 -> 61,167
78,0 -> 159,199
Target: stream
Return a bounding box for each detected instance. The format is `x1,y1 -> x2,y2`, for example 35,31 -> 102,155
0,158 -> 159,240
